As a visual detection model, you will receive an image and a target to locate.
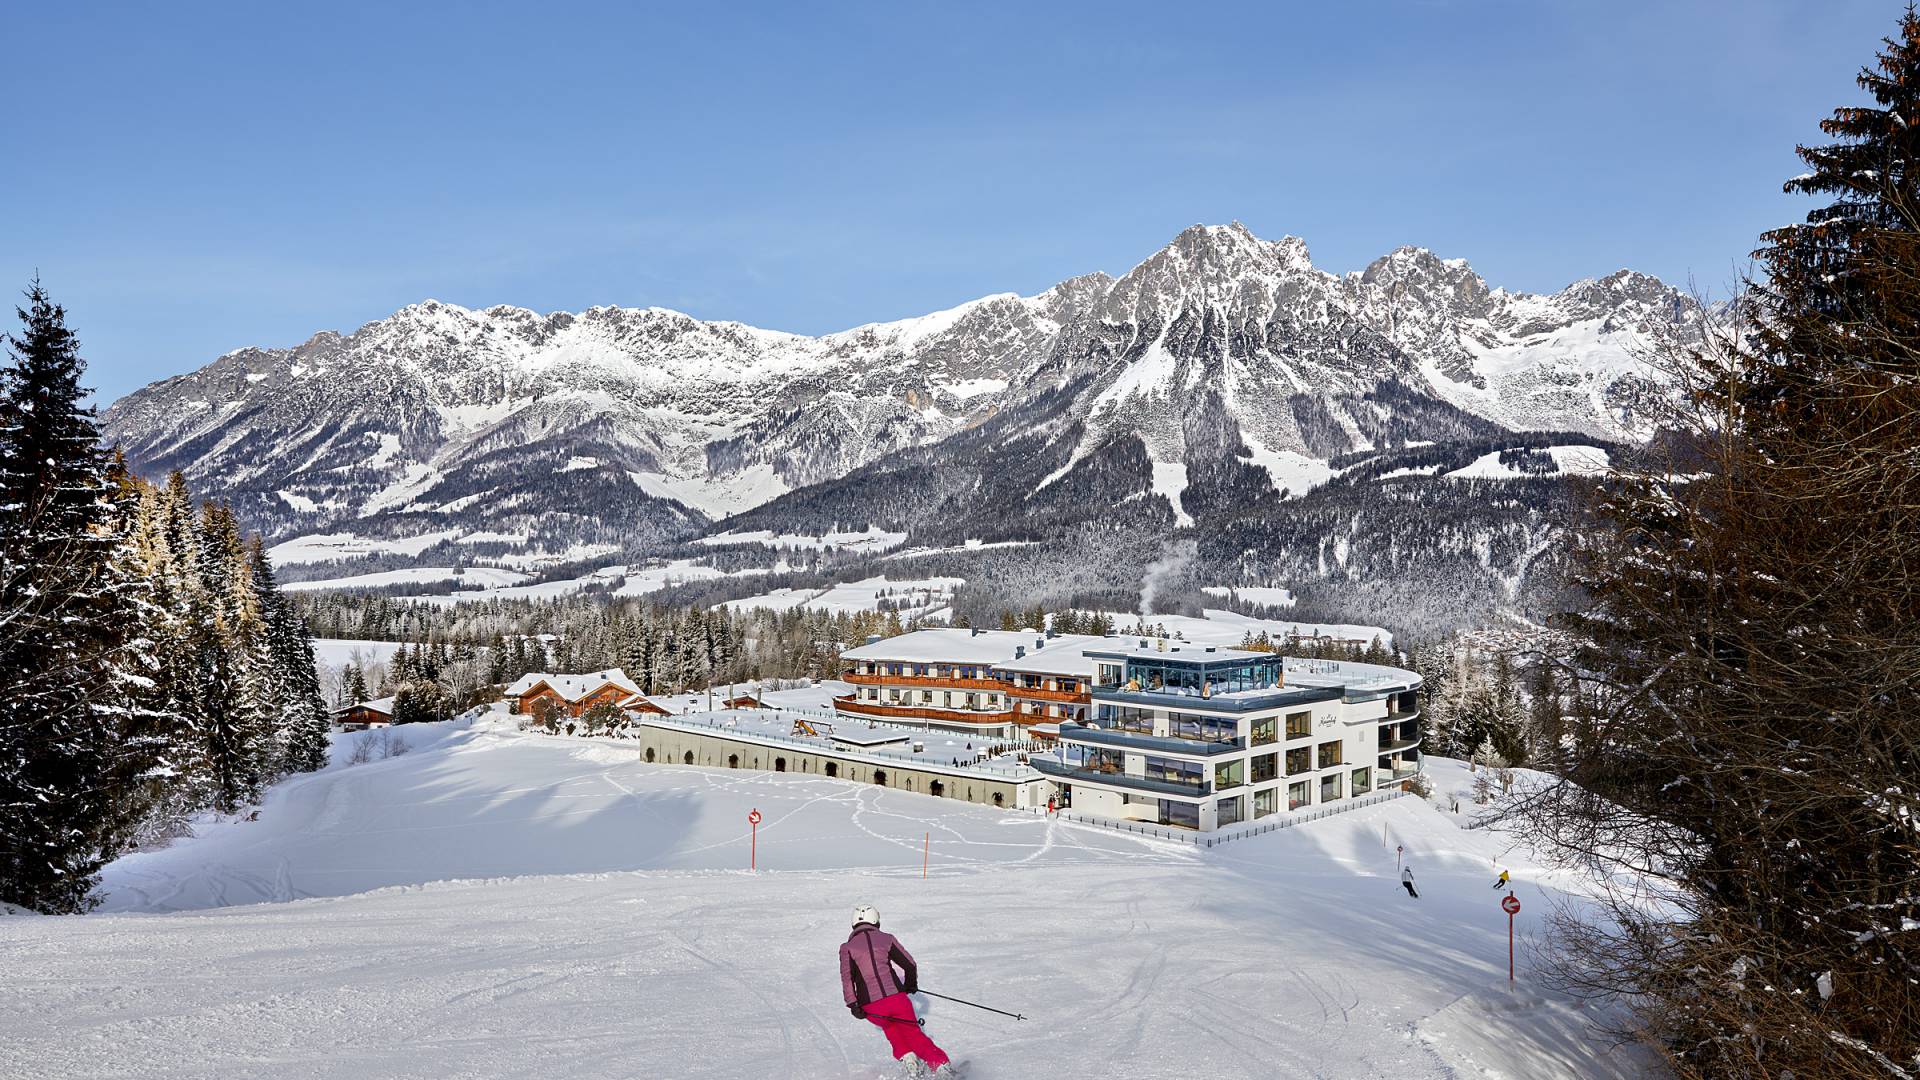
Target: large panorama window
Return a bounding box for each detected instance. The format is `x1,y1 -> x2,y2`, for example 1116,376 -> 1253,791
1167,712 -> 1240,745
1094,705 -> 1156,735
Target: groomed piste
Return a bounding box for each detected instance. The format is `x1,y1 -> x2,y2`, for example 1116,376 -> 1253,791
0,715 -> 1651,1079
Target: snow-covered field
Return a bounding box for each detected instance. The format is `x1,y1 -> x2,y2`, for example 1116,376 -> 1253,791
1445,445 -> 1611,481
0,715 -> 1647,1079
310,637 -> 405,670
717,576 -> 963,620
697,527 -> 909,554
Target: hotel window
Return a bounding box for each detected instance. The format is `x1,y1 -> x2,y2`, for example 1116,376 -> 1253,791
1143,757 -> 1205,789
1286,712 -> 1313,739
1168,712 -> 1239,745
1351,767 -> 1372,795
1213,759 -> 1244,791
1317,740 -> 1342,770
1095,705 -> 1155,735
1158,800 -> 1201,830
1253,787 -> 1277,818
1320,773 -> 1342,803
1287,780 -> 1311,810
1251,716 -> 1277,745
1216,795 -> 1246,828
920,691 -> 933,705
1285,747 -> 1311,774
1250,753 -> 1278,783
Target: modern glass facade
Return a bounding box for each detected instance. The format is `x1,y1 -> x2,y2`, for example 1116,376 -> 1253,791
1103,654 -> 1285,699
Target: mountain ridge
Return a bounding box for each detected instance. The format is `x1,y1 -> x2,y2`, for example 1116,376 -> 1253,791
101,222 -> 1701,626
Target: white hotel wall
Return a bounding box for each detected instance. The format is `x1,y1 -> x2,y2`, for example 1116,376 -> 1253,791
1060,693 -> 1398,831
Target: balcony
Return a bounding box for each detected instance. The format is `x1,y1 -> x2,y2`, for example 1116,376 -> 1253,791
1030,756 -> 1211,798
832,695 -> 1014,728
1058,722 -> 1245,757
843,671 -> 1003,692
1377,737 -> 1421,753
1005,683 -> 1091,704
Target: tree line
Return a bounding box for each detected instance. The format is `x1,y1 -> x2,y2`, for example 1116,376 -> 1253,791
1,285 -> 329,913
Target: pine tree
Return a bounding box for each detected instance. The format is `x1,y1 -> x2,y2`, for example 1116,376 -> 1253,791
251,541 -> 327,774
0,282 -> 127,912
1531,12 -> 1920,1076
343,663 -> 369,707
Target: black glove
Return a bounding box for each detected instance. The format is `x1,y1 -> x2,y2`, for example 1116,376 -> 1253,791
902,979 -> 918,995
849,1003 -> 866,1019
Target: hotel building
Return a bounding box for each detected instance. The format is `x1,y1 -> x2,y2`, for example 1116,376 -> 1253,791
1025,639 -> 1422,831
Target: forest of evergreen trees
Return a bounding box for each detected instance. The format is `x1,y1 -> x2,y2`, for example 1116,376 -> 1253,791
298,590 -> 916,717
0,285 -> 328,914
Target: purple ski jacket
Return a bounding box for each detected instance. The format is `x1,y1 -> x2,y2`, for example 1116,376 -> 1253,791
840,925 -> 919,1007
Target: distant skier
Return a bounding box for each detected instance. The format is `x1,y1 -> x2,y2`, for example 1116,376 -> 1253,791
1492,869 -> 1510,890
1401,865 -> 1419,899
841,905 -> 953,1076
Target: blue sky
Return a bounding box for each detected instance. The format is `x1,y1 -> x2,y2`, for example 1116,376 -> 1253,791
0,1 -> 1902,401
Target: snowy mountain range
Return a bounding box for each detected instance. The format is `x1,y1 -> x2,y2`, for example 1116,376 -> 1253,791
102,222 -> 1701,626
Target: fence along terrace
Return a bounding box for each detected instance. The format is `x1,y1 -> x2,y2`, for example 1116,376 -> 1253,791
1030,639 -> 1423,831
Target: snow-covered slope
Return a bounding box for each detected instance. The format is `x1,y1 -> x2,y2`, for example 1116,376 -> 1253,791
0,717 -> 1653,1078
101,223 -> 1696,581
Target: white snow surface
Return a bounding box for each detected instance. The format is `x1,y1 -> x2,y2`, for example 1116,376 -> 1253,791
1201,585 -> 1298,608
280,565 -> 531,593
696,527 -> 910,554
0,723 -> 1651,1078
310,638 -> 405,670
1446,445 -> 1612,480
717,576 -> 962,617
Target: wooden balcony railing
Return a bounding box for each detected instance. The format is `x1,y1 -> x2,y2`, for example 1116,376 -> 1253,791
833,695 -> 1015,728
1004,683 -> 1091,704
842,671 -> 1005,692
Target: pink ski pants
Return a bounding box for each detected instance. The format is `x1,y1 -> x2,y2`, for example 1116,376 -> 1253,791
864,992 -> 949,1070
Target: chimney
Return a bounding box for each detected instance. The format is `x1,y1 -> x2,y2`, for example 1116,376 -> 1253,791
971,627 -> 981,638
1035,637 -> 1044,650
1046,629 -> 1057,639
1015,646 -> 1026,659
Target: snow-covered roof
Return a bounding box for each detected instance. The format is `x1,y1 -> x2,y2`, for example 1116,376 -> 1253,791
828,730 -> 913,747
996,634 -> 1105,675
339,696 -> 395,715
504,669 -> 642,702
841,629 -> 1100,669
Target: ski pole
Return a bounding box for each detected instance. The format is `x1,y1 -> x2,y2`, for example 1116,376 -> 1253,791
918,989 -> 1026,1020
870,1014 -> 926,1028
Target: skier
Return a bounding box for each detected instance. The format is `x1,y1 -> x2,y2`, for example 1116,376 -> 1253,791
1401,865 -> 1419,899
841,905 -> 954,1076
1491,868 -> 1510,890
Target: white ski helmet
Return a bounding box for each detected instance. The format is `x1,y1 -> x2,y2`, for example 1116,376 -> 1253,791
852,904 -> 880,928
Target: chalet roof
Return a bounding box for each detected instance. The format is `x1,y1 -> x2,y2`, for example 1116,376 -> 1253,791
503,668 -> 642,702
344,696 -> 395,716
